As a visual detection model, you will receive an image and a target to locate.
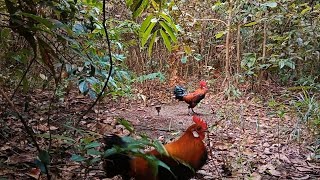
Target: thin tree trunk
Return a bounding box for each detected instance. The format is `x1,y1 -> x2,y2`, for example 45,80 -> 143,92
224,0 -> 233,92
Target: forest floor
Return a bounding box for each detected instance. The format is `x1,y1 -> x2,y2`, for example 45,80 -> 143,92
0,81 -> 320,180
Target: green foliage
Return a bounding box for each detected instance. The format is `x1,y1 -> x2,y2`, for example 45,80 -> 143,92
70,137 -> 102,166
127,0 -> 179,56
103,133 -> 173,177
136,72 -> 166,82
241,53 -> 271,77
292,90 -> 320,126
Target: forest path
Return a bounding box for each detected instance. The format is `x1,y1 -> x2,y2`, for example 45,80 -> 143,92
105,94 -> 318,180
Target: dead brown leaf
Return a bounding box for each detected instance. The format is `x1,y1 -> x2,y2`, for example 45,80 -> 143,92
295,166 -> 313,172
5,154 -> 34,164
250,172 -> 262,180
26,168 -> 41,179
268,169 -> 282,176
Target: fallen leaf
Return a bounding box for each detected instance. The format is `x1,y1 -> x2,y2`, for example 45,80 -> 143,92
36,124 -> 59,131
292,175 -> 310,180
268,169 -> 281,176
26,168 -> 40,179
295,166 -> 312,172
250,172 -> 262,180
0,144 -> 11,151
258,163 -> 275,173
279,154 -> 291,164
5,154 -> 34,164
264,148 -> 272,155
243,148 -> 256,157
214,142 -> 229,150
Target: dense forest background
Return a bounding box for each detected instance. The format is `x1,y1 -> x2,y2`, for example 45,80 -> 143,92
0,0 -> 319,179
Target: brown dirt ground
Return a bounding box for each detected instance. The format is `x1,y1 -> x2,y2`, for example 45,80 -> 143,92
1,85 -> 320,180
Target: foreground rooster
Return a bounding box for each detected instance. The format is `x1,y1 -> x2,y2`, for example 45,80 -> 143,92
103,116 -> 208,180
174,81 -> 208,115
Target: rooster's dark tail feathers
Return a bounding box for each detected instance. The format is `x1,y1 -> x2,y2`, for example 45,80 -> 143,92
174,85 -> 187,101
103,134 -> 131,179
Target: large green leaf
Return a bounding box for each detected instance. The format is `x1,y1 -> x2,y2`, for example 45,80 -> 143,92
141,20 -> 157,47
215,31 -> 225,39
19,12 -> 54,29
84,141 -> 101,149
148,30 -> 158,56
39,150 -> 50,165
70,154 -> 86,162
160,29 -> 171,51
159,21 -> 177,43
140,14 -> 154,37
244,21 -> 258,27
261,2 -> 277,8
152,140 -> 168,156
159,12 -> 178,32
118,118 -> 134,133
132,0 -> 149,18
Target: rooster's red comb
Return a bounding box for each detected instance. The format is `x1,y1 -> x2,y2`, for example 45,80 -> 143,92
192,116 -> 207,129
199,81 -> 207,87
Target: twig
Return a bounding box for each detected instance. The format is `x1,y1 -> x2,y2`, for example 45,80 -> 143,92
10,55 -> 36,100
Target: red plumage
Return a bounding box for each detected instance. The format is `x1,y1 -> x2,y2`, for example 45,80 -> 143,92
103,116 -> 208,180
174,81 -> 208,115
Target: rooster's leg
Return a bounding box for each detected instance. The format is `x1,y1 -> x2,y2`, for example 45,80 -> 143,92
191,108 -> 199,115
188,108 -> 197,116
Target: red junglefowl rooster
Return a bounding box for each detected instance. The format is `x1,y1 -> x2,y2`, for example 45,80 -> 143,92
174,81 -> 208,115
103,116 -> 208,180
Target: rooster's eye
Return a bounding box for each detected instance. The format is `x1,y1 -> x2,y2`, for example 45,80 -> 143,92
196,127 -> 202,131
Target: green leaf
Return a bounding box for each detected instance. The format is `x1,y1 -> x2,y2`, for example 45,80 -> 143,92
300,6 -> 311,15
244,21 -> 258,27
159,21 -> 177,43
87,148 -> 101,156
194,54 -> 203,61
181,56 -> 188,63
1,28 -> 10,39
90,157 -> 101,164
38,150 -> 50,165
160,29 -> 171,51
215,31 -> 225,39
104,148 -> 118,157
70,154 -> 86,162
79,81 -> 89,94
150,0 -> 160,10
118,118 -> 134,133
279,60 -> 285,69
160,12 -> 178,32
136,72 -> 166,82
140,14 -> 154,37
125,0 -> 133,7
141,21 -> 157,47
261,2 -> 277,8
20,13 -> 54,29
148,30 -> 158,56
34,159 -> 47,173
145,155 -> 175,178
132,0 -> 149,18
184,45 -> 192,55
152,140 -> 168,155
84,141 -> 101,149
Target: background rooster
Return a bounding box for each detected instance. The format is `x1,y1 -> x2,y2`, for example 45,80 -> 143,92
174,81 -> 208,115
103,116 -> 208,180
